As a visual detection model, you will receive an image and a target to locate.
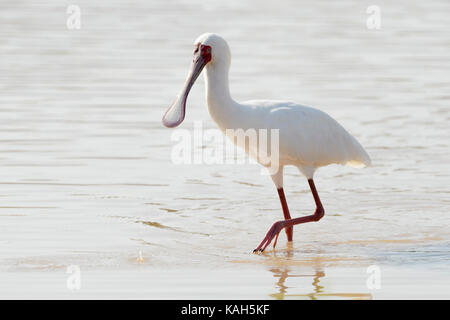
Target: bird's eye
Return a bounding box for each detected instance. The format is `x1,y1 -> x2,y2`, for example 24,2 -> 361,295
206,47 -> 211,53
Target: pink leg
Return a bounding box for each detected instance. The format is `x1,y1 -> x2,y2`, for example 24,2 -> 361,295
277,188 -> 293,242
254,179 -> 325,252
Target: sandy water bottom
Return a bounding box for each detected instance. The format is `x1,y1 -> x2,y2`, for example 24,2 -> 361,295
1,252 -> 449,299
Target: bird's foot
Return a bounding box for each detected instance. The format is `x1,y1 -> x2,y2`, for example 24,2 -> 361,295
253,221 -> 285,253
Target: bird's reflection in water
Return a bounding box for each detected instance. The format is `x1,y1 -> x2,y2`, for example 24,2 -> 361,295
269,267 -> 326,300
265,243 -> 372,300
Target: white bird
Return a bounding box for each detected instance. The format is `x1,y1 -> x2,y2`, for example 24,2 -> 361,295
162,33 -> 371,252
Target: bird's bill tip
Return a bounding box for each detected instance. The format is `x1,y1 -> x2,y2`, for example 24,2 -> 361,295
162,96 -> 185,128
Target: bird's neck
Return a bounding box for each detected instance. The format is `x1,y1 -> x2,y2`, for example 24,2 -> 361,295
204,62 -> 238,129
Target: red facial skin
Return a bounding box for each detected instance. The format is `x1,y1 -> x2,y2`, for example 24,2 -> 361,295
194,43 -> 212,63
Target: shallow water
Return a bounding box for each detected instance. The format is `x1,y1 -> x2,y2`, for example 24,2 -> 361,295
0,0 -> 449,299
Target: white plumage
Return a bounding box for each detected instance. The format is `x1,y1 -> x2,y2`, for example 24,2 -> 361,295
196,33 -> 370,183
215,99 -> 370,179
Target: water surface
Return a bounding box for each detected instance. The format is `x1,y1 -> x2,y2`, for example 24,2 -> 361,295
0,0 -> 449,299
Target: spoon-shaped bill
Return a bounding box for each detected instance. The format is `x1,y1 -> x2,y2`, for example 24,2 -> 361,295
162,53 -> 208,128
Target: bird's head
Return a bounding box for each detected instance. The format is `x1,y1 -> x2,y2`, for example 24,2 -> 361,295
194,33 -> 231,67
162,33 -> 230,128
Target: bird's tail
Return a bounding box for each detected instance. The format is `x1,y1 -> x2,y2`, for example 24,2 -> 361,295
345,137 -> 371,168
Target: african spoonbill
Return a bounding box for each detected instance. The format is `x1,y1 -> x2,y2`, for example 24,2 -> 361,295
162,33 -> 371,252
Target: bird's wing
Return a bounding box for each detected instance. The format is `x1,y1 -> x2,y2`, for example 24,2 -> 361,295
241,101 -> 371,168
